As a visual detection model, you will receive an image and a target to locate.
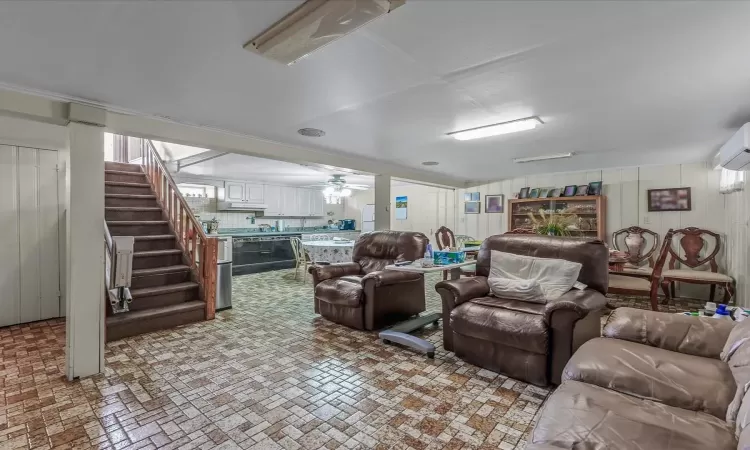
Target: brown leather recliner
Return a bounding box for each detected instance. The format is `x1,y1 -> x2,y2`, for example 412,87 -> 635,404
436,235 -> 609,386
309,231 -> 428,331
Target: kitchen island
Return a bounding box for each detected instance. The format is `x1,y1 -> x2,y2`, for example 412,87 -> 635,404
217,229 -> 360,275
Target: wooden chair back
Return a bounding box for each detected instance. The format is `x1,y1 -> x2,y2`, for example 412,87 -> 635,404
290,237 -> 307,263
612,226 -> 659,267
665,227 -> 721,272
435,226 -> 456,250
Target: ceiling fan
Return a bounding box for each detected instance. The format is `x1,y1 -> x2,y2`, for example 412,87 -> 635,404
304,175 -> 369,193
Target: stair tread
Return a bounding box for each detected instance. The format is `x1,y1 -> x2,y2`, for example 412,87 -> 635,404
105,206 -> 162,211
131,281 -> 199,297
105,181 -> 151,187
106,300 -> 204,325
105,169 -> 145,175
134,249 -> 182,257
134,234 -> 175,241
132,265 -> 190,276
107,220 -> 169,225
106,194 -> 156,199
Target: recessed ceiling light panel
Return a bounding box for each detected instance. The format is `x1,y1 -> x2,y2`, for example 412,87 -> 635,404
448,116 -> 543,141
514,152 -> 573,163
421,161 -> 439,166
298,128 -> 325,137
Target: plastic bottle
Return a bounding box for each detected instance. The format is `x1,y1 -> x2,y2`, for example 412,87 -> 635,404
714,304 -> 733,321
425,243 -> 433,259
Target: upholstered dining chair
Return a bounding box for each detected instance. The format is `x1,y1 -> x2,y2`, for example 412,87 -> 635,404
659,227 -> 734,304
611,226 -> 659,279
435,226 -> 476,279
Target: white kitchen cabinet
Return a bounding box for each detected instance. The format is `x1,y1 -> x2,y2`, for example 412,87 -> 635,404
311,190 -> 325,217
0,145 -> 61,327
264,184 -> 283,216
224,181 -> 265,203
296,189 -> 312,216
245,183 -> 264,203
225,181 -> 245,202
280,186 -> 297,216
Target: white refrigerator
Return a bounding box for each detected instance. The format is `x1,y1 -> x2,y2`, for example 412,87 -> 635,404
361,204 -> 375,232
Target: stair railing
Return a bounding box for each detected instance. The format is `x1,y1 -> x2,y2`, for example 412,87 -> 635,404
141,139 -> 218,319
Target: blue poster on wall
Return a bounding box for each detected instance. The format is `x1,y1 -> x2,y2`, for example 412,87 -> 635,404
395,196 -> 407,220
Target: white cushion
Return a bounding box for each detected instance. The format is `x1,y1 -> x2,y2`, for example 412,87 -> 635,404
662,269 -> 733,283
488,277 -> 546,303
609,274 -> 651,292
489,250 -> 582,302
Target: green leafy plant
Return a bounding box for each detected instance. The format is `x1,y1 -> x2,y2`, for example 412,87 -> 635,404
527,209 -> 579,236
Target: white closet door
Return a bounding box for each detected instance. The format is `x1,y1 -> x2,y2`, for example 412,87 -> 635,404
0,145 -> 20,327
18,147 -> 42,324
38,150 -> 60,320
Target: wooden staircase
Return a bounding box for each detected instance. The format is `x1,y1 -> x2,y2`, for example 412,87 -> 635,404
104,157 -> 217,341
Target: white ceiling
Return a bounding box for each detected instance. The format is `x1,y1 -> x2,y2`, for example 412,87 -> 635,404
1,1 -> 749,182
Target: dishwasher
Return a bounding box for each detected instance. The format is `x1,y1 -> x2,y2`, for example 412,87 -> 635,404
232,234 -> 299,275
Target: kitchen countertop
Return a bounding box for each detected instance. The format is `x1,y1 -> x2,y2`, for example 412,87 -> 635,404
213,230 -> 360,238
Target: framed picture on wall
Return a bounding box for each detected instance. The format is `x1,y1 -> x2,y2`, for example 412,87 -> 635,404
529,188 -> 540,198
575,185 -> 588,196
588,181 -> 603,196
485,194 -> 504,213
548,188 -> 561,198
519,187 -> 530,199
539,188 -> 550,198
647,187 -> 692,212
465,201 -> 481,214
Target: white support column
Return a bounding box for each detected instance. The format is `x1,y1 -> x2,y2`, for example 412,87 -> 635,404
65,120 -> 105,380
374,174 -> 391,230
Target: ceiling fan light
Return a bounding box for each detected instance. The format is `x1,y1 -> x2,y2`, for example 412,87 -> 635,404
323,186 -> 335,194
341,188 -> 352,197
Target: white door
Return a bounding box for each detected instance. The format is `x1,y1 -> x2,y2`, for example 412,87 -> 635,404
225,181 -> 245,201
296,189 -> 312,216
0,145 -> 21,327
311,190 -> 325,216
0,146 -> 60,327
245,183 -> 264,203
280,187 -> 297,216
264,184 -> 283,216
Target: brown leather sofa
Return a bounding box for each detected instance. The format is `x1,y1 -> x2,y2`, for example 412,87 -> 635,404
528,307 -> 749,450
309,231 -> 428,331
435,235 -> 609,386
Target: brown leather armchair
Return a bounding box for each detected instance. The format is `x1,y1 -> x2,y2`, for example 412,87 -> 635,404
436,235 -> 609,386
309,231 -> 428,331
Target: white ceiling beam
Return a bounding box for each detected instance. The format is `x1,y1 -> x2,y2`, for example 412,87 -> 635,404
0,88 -> 466,188
105,110 -> 467,188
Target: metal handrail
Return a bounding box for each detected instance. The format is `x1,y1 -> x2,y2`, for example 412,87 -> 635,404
104,221 -> 115,290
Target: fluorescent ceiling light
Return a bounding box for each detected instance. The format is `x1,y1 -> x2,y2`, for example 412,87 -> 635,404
514,152 -> 574,163
245,0 -> 406,65
448,116 -> 543,141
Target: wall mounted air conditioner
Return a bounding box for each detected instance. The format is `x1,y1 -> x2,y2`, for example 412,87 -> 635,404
720,123 -> 750,170
218,201 -> 268,211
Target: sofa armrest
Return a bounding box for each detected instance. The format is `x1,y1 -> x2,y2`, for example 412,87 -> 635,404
308,262 -> 361,284
362,270 -> 422,287
603,307 -> 735,359
544,289 -> 607,325
435,276 -> 490,309
435,276 -> 490,352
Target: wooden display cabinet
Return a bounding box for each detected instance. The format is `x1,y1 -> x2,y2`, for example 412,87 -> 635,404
507,195 -> 606,241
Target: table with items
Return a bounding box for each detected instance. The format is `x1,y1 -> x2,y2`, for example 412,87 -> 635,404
301,240 -> 354,263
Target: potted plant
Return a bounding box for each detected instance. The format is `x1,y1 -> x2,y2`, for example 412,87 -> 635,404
527,209 -> 579,236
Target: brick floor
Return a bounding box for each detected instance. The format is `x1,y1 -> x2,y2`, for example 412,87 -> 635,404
0,269 -> 701,449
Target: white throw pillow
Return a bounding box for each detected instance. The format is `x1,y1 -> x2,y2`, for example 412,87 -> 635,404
488,277 -> 546,303
489,250 -> 583,302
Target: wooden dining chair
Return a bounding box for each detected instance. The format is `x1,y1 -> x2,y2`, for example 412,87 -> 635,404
659,227 -> 734,304
434,226 -> 475,279
608,229 -> 674,311
289,237 -> 310,283
611,226 -> 659,279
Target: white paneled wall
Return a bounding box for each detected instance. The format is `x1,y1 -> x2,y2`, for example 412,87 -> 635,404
724,173 -> 750,307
